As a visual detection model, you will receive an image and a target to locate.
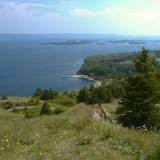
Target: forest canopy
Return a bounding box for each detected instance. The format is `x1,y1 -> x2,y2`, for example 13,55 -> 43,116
78,50 -> 160,78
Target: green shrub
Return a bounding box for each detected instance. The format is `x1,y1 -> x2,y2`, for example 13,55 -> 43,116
99,127 -> 113,141
77,134 -> 92,145
25,110 -> 34,119
25,100 -> 39,106
61,98 -> 76,107
53,107 -> 65,115
12,107 -> 22,113
0,96 -> 8,100
1,101 -> 13,109
18,132 -> 35,146
19,136 -> 34,146
1,100 -> 39,110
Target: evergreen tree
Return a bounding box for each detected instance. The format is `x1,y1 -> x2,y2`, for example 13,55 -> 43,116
105,88 -> 113,103
89,84 -> 94,92
117,49 -> 160,129
77,85 -> 113,104
89,91 -> 99,104
40,101 -> 51,115
97,87 -> 106,102
107,80 -> 125,98
33,88 -> 43,97
41,90 -> 49,100
40,89 -> 58,100
77,87 -> 90,103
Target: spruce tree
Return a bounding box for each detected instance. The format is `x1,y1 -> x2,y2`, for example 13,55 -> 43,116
117,49 -> 160,129
40,101 -> 51,115
77,87 -> 90,103
33,88 -> 43,97
40,89 -> 57,100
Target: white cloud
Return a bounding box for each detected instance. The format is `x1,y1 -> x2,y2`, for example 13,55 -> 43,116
70,8 -> 126,16
0,1 -> 78,14
0,0 -> 160,35
70,7 -> 160,19
21,3 -> 49,8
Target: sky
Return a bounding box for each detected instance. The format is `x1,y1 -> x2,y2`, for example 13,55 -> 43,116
0,0 -> 160,35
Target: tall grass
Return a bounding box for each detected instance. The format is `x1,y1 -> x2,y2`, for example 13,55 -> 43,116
0,102 -> 159,160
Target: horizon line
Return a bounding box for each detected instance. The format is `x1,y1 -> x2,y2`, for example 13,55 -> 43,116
0,33 -> 160,37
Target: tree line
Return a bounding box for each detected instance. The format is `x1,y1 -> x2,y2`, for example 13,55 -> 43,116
77,80 -> 124,104
33,88 -> 58,100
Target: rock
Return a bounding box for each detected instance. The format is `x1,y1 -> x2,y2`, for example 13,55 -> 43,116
93,105 -> 113,123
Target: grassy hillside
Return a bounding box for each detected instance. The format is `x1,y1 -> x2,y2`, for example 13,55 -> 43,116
0,97 -> 160,160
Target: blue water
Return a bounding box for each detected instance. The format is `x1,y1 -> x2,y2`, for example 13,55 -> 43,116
0,34 -> 160,96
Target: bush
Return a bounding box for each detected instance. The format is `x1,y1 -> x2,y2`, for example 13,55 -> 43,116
25,110 -> 34,119
77,134 -> 92,145
61,98 -> 76,107
26,100 -> 39,106
1,101 -> 13,109
53,107 -> 65,115
12,107 -> 22,113
0,96 -> 8,100
18,133 -> 34,146
99,127 -> 113,141
1,100 -> 39,110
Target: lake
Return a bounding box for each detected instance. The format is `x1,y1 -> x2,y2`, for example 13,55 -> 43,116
0,34 -> 160,96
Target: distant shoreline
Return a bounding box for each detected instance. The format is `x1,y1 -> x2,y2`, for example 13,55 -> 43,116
63,74 -> 102,87
39,39 -> 159,46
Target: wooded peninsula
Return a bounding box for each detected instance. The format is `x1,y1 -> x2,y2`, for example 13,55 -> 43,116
78,50 -> 160,79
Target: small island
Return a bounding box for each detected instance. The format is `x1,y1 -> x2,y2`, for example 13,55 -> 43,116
107,40 -> 146,45
40,40 -> 99,45
39,39 -> 160,46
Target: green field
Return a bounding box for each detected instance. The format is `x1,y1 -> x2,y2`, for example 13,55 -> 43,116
0,97 -> 159,160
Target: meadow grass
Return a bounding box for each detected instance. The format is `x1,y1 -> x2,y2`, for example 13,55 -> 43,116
0,99 -> 159,160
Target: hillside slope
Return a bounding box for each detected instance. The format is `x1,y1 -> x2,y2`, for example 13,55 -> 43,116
0,98 -> 160,160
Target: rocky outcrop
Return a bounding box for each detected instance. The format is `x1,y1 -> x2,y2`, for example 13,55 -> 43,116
93,105 -> 113,123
